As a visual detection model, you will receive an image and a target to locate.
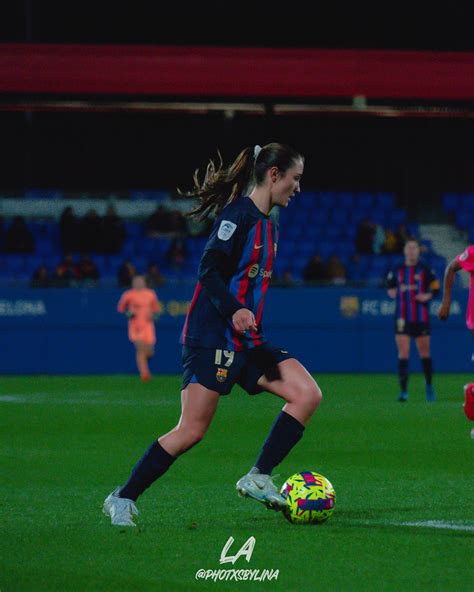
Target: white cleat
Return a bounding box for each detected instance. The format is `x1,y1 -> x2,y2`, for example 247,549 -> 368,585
236,468 -> 286,511
103,487 -> 139,527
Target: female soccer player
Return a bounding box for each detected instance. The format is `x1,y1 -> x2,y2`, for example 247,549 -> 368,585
386,238 -> 440,402
117,274 -> 162,382
104,143 -> 322,526
437,246 -> 474,437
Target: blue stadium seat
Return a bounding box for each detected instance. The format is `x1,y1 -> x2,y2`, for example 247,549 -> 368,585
441,193 -> 459,212
25,189 -> 63,200
356,192 -> 374,210
389,209 -> 407,226
376,192 -> 395,210
337,192 -> 355,210
319,191 -> 335,209
35,239 -> 54,256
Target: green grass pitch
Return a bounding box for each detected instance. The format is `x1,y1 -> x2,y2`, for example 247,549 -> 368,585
1,373 -> 473,591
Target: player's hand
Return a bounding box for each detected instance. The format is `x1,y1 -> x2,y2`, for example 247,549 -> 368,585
437,301 -> 450,321
232,308 -> 258,333
415,293 -> 431,303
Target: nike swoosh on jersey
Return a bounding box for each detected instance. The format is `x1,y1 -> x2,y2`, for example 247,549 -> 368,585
254,244 -> 264,249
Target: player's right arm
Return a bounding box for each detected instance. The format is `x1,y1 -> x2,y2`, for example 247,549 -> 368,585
117,291 -> 133,318
438,257 -> 462,320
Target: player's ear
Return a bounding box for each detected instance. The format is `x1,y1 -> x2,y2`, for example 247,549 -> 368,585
269,166 -> 280,183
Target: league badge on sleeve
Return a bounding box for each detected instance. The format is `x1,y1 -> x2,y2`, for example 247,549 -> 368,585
218,220 -> 237,241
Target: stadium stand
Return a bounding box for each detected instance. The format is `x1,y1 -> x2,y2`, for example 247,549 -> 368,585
0,189 -> 446,287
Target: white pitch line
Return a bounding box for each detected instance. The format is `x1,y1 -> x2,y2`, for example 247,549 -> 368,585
351,519 -> 474,532
398,521 -> 474,532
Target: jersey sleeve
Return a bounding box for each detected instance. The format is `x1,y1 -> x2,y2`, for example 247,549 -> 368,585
117,291 -> 130,312
385,269 -> 397,289
204,208 -> 245,257
457,246 -> 474,272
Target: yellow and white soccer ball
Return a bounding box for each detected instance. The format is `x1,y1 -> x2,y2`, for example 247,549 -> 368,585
280,471 -> 336,525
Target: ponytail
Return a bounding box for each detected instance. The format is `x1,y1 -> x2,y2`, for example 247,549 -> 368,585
181,147 -> 255,220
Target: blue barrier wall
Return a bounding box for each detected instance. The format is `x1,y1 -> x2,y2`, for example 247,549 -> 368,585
0,287 -> 471,374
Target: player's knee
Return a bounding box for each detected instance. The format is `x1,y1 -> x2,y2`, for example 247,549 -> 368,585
182,424 -> 207,447
294,381 -> 321,414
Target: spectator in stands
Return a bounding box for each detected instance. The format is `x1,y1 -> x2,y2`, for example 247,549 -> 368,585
102,205 -> 126,253
166,237 -> 187,269
275,269 -> 296,287
372,224 -> 386,255
145,262 -> 166,288
326,254 -> 347,285
355,218 -> 376,254
30,264 -> 50,288
80,208 -> 102,252
4,216 -> 35,254
59,206 -> 80,253
382,228 -> 399,254
145,205 -> 171,236
118,259 -> 137,288
78,254 -> 100,284
52,254 -> 81,287
167,210 -> 187,234
394,223 -> 409,253
303,254 -> 328,283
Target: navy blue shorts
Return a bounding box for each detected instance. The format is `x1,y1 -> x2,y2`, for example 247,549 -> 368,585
181,343 -> 293,395
395,320 -> 430,337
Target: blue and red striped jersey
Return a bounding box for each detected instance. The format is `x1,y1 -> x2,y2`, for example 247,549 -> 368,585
181,195 -> 277,351
386,263 -> 440,323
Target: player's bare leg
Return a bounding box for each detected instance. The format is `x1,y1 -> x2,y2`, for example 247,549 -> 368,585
415,336 -> 435,401
159,383 -> 220,456
237,359 -> 321,510
135,341 -> 151,381
104,384 -> 219,526
395,335 -> 410,401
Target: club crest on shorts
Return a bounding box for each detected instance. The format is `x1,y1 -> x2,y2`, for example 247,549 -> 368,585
216,367 -> 228,382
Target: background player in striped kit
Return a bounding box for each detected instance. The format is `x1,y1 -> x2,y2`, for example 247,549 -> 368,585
104,143 -> 323,526
386,238 -> 440,402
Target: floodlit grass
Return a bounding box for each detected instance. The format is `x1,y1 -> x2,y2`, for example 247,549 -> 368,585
1,374 -> 473,591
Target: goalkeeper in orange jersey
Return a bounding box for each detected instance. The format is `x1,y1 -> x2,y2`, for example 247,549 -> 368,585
117,275 -> 162,381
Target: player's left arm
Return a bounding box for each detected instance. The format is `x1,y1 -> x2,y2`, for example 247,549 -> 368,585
386,270 -> 397,299
438,258 -> 462,320
415,267 -> 440,302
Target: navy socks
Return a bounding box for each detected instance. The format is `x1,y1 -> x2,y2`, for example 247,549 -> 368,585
421,357 -> 433,386
398,359 -> 409,392
119,440 -> 175,501
255,411 -> 305,475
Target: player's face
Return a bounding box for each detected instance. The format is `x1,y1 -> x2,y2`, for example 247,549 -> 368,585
404,241 -> 420,264
271,159 -> 304,208
132,276 -> 146,290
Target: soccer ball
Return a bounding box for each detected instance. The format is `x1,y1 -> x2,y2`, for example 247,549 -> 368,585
280,471 -> 336,525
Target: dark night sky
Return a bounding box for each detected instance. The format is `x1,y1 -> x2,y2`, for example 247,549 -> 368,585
0,2 -> 472,197
1,2 -> 474,51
